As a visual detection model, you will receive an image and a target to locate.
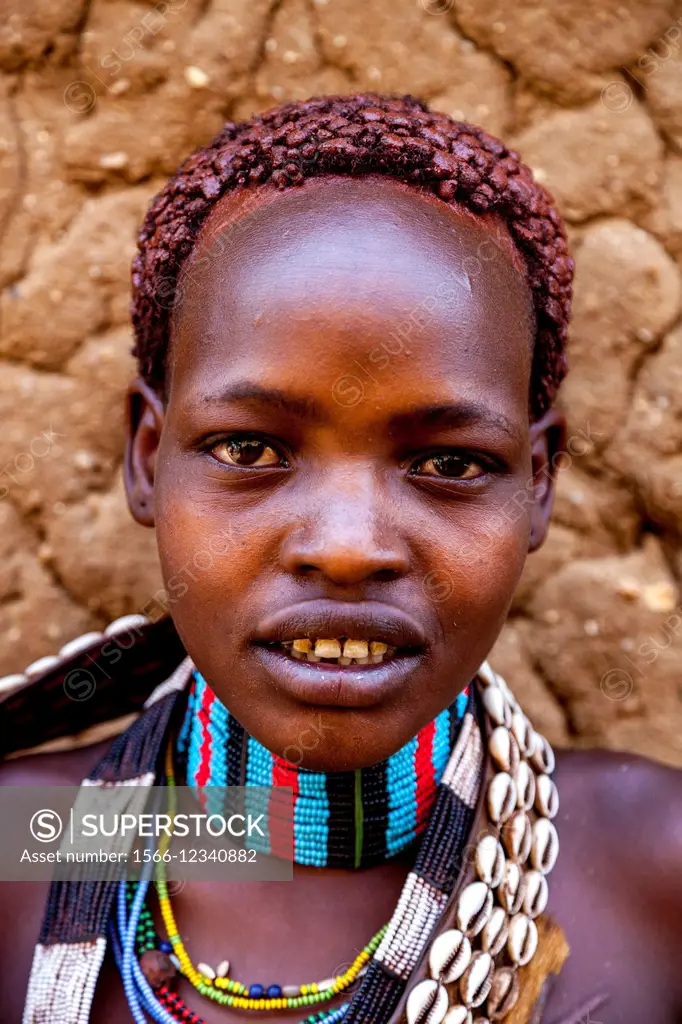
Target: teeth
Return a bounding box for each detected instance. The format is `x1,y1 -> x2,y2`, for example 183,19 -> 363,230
293,639 -> 312,653
282,637 -> 396,665
314,639 -> 342,658
343,639 -> 369,659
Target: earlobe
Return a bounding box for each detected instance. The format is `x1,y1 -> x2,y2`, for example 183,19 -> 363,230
528,408 -> 566,553
124,378 -> 165,527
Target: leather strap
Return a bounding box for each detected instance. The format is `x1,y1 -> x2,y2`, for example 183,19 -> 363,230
0,617 -> 185,759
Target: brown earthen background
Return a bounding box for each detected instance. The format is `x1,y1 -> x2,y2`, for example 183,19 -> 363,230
1,0 -> 681,764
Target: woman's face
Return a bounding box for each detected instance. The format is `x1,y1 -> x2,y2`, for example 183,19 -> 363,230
126,175 -> 561,770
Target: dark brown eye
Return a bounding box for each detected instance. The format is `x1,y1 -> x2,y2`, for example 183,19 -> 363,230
416,453 -> 484,479
211,437 -> 284,468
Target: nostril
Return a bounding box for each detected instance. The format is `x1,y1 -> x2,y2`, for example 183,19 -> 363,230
283,538 -> 410,585
295,564 -> 401,583
373,568 -> 400,582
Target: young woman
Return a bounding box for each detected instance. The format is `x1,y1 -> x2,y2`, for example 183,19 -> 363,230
1,92 -> 681,1024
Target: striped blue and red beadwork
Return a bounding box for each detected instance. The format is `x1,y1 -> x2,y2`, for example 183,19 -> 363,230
177,670 -> 470,870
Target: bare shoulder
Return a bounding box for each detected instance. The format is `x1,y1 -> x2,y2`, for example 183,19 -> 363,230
554,745 -> 682,834
0,739 -> 112,786
553,746 -> 682,915
538,747 -> 682,1018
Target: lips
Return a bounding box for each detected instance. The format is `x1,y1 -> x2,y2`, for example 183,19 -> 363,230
251,601 -> 427,708
252,600 -> 426,653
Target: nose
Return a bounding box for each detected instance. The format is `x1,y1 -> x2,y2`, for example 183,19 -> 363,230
280,469 -> 410,586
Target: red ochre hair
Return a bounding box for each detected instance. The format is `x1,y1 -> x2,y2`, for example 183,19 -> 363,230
131,92 -> 573,419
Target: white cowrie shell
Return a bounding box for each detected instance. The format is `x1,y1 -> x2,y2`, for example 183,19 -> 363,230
487,966 -> 520,1021
501,810 -> 532,863
59,632 -> 104,658
428,929 -> 472,983
530,731 -> 555,775
406,979 -> 449,1024
475,834 -> 505,887
456,881 -> 493,937
476,661 -> 497,687
197,962 -> 215,979
531,817 -> 559,874
482,686 -> 511,728
459,951 -> 494,1008
535,774 -> 559,819
487,772 -> 517,824
443,1008 -> 472,1024
523,870 -> 549,918
481,905 -> 508,957
24,654 -> 60,678
488,727 -> 520,774
514,761 -> 536,812
216,960 -> 230,978
495,673 -> 519,712
511,711 -> 534,757
498,859 -> 525,915
507,913 -> 539,966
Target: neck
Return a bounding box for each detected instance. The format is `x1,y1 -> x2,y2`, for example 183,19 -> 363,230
176,671 -> 471,869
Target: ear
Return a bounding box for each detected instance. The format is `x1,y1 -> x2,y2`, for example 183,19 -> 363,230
124,378 -> 165,527
528,407 -> 566,553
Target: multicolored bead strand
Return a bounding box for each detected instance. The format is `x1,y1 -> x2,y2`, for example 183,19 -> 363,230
154,984 -> 350,1024
156,856 -> 386,1011
144,737 -> 385,1014
116,865 -> 354,1024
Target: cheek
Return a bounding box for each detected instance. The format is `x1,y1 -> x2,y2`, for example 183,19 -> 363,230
153,486 -> 245,617
436,511 -> 530,628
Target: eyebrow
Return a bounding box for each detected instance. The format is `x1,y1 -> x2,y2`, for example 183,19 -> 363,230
388,401 -> 520,440
200,382 -> 327,423
200,382 -> 519,439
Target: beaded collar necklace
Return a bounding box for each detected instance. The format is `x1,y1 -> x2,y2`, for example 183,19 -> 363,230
176,669 -> 470,869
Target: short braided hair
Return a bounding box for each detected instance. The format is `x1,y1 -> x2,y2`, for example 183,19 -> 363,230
131,92 -> 573,418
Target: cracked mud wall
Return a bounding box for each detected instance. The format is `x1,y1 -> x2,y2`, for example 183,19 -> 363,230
1,0 -> 682,764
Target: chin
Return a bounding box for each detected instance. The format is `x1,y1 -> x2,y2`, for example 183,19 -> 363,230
251,703 -> 434,773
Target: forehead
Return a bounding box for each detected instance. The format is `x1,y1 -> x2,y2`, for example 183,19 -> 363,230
168,176 -> 534,420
